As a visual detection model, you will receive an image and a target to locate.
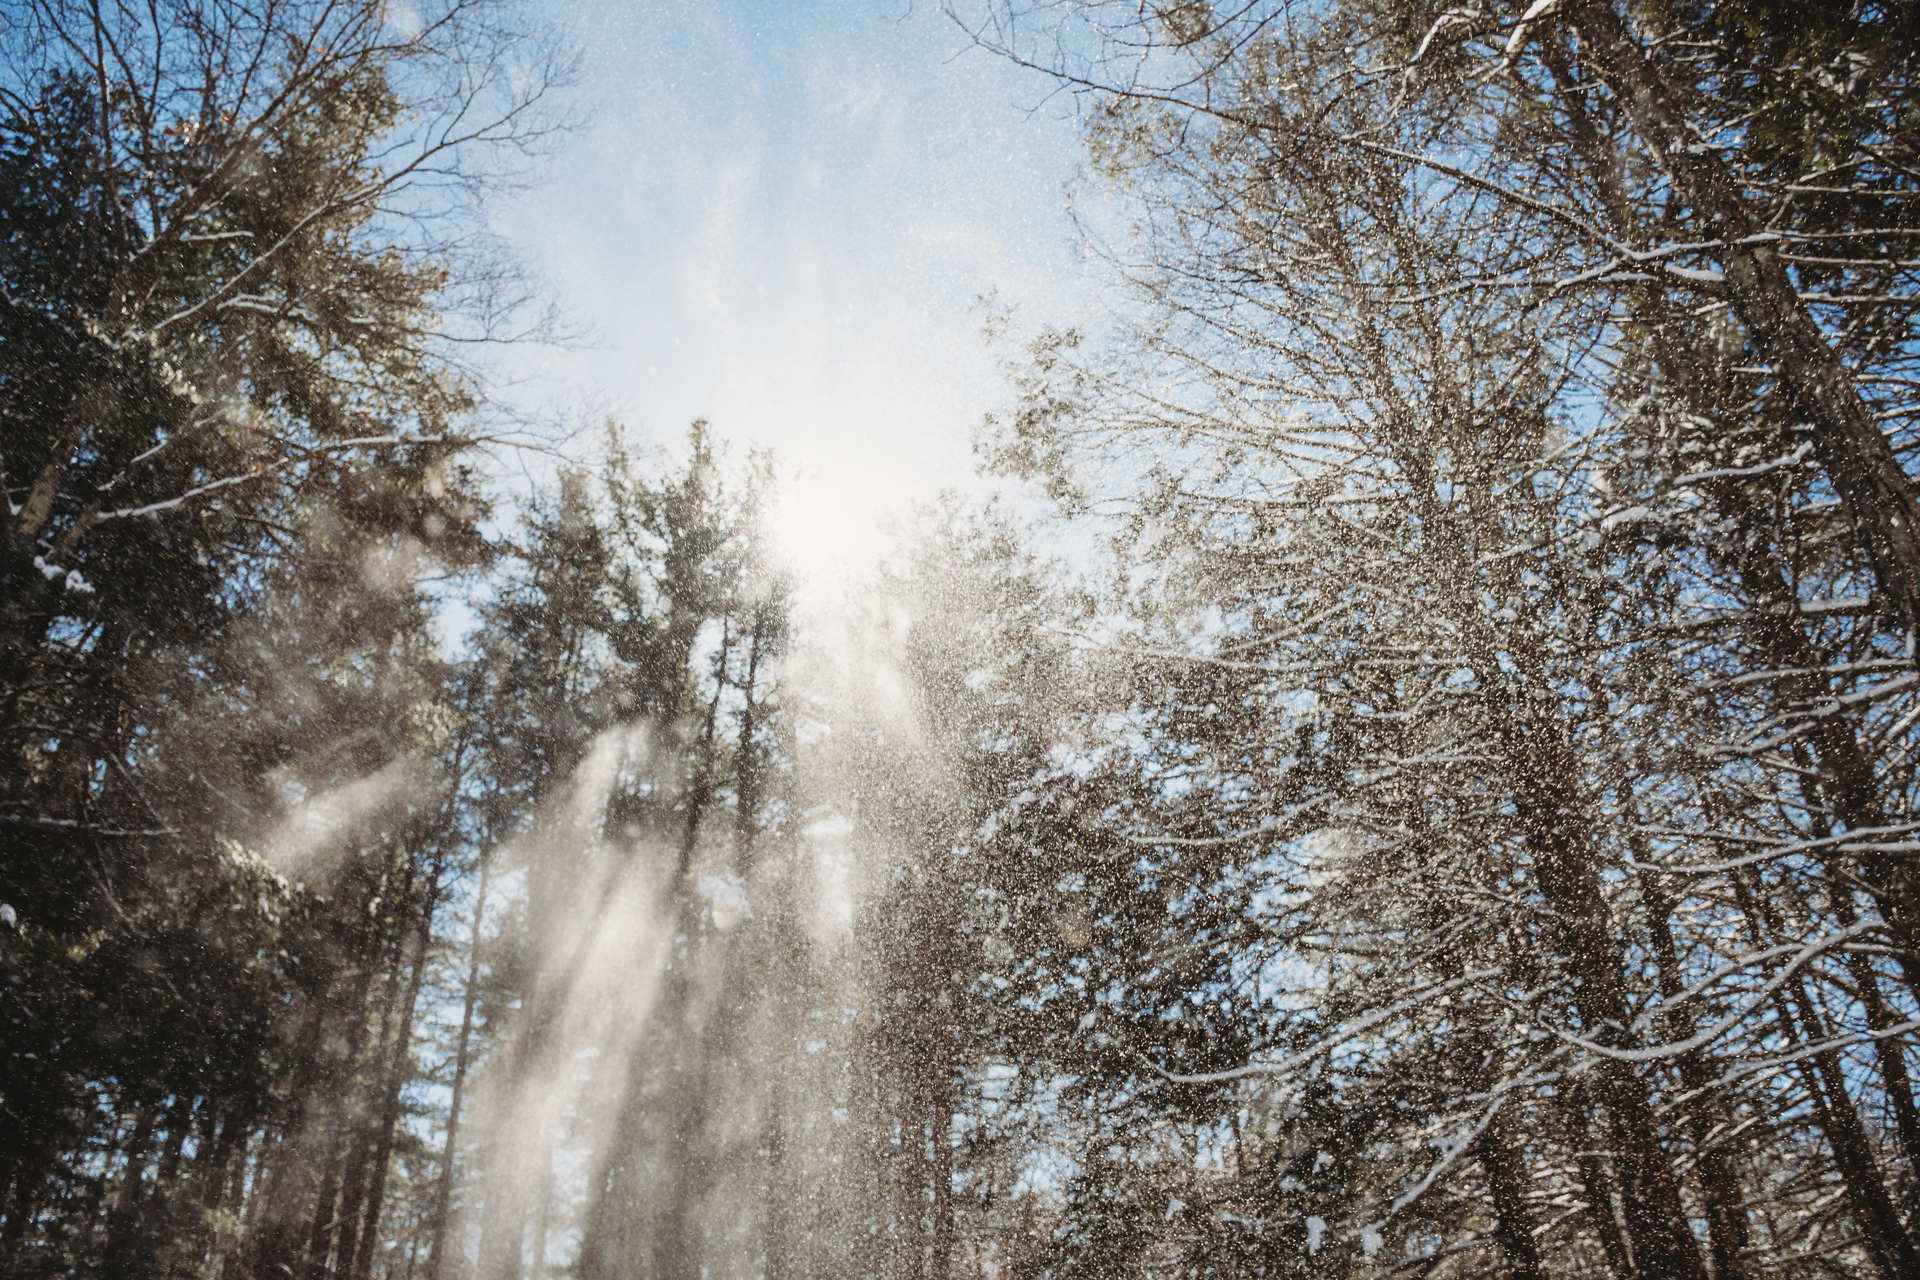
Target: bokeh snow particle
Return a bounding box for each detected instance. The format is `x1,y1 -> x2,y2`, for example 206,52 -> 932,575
696,875 -> 752,930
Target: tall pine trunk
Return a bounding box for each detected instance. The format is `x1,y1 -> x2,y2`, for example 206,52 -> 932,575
342,843 -> 448,1280
428,847 -> 491,1280
1555,3 -> 1920,649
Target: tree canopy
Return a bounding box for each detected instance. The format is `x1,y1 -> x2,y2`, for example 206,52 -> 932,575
4,1 -> 1917,1278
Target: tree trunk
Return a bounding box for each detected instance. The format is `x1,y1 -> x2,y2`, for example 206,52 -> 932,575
653,928 -> 723,1280
352,853 -> 449,1280
1544,37 -> 1920,989
1478,673 -> 1708,1280
678,622 -> 733,878
244,964 -> 337,1280
1561,1 -> 1920,648
1566,1111 -> 1635,1279
1480,1111 -> 1546,1280
1315,147 -> 1709,1278
155,1101 -> 189,1187
334,950 -> 408,1278
1829,888 -> 1920,1183
734,612 -> 766,865
1737,569 -> 1920,1003
303,943 -> 385,1274
338,850 -> 434,1280
427,848 -> 491,1280
762,1071 -> 792,1280
1738,877 -> 1920,1278
1641,876 -> 1754,1280
1793,989 -> 1920,1279
101,1100 -> 156,1276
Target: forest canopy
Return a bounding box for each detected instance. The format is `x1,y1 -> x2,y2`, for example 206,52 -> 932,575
3,0 -> 1918,1278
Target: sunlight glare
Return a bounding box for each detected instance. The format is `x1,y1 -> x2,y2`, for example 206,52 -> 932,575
767,466 -> 892,595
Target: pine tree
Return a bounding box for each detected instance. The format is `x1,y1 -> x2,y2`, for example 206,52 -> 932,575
1,2 -> 563,1272
958,1 -> 1920,1271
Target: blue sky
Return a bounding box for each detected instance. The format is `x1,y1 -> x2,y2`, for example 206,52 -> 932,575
493,0 -> 1102,570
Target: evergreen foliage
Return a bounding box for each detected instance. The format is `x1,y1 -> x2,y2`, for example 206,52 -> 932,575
5,0 -> 1918,1277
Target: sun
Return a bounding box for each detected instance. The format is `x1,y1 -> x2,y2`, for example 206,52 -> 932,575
765,466 -> 893,597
